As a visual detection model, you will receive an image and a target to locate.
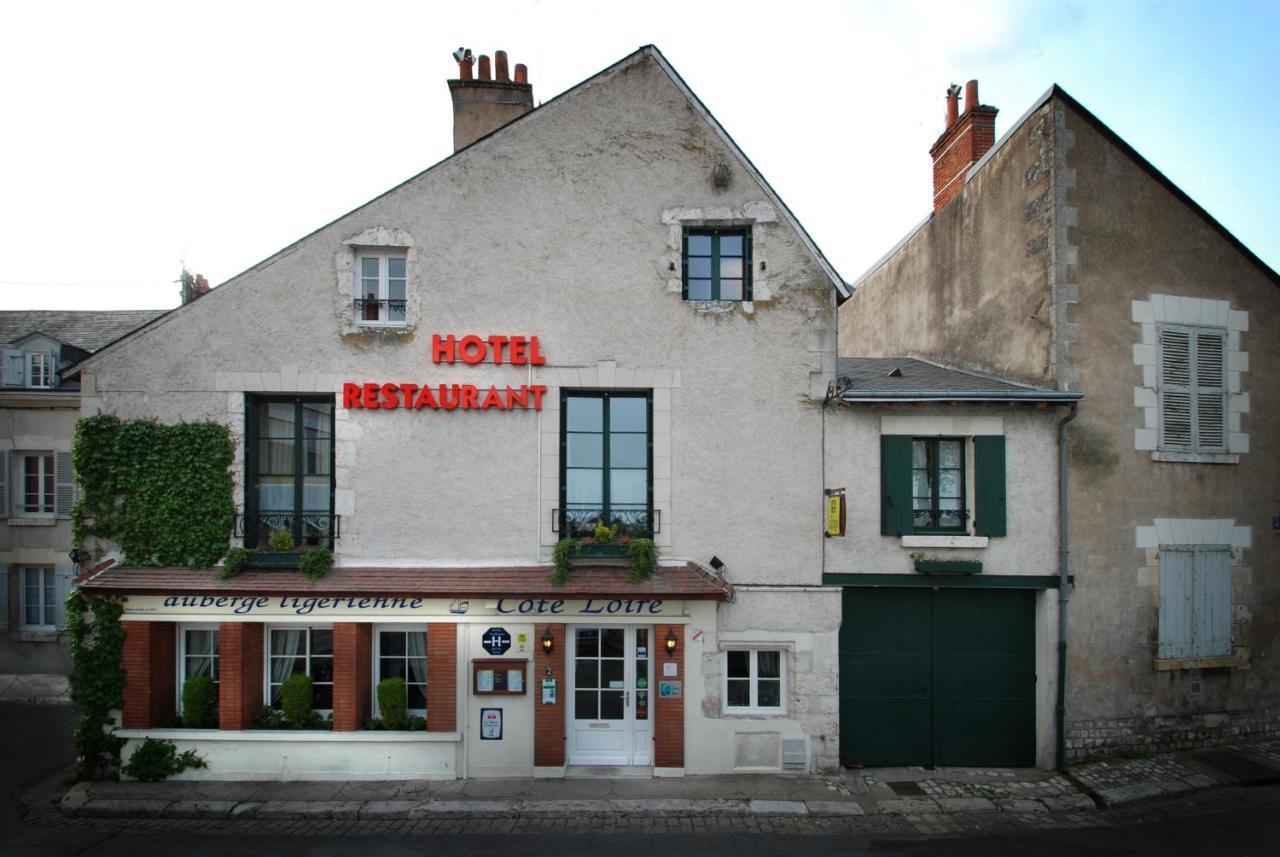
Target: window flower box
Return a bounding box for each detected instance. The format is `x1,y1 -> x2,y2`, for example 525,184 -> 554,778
245,552 -> 302,569
913,558 -> 983,574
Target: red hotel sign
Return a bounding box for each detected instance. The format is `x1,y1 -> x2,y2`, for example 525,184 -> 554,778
343,334 -> 549,412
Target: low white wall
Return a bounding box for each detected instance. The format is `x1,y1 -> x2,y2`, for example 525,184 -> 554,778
117,729 -> 462,781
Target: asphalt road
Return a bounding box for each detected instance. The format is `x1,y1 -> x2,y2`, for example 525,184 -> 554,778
4,702 -> 1279,856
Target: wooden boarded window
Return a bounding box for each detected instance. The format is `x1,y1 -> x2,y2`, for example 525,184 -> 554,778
1158,546 -> 1232,659
1159,325 -> 1227,453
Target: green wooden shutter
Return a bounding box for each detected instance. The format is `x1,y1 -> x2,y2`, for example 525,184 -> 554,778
880,436 -> 913,536
973,436 -> 1007,537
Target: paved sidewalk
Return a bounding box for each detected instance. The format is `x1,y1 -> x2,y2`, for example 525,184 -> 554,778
44,736 -> 1280,824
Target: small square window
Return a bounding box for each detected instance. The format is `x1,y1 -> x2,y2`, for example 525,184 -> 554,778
723,649 -> 784,713
683,228 -> 751,301
353,251 -> 407,325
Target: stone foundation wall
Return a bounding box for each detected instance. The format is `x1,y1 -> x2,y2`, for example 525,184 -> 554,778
1066,708 -> 1280,762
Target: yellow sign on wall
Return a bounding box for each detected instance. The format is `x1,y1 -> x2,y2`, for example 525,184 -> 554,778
825,491 -> 845,537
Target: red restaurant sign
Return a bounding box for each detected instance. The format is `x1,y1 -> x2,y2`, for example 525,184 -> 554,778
343,334 -> 550,412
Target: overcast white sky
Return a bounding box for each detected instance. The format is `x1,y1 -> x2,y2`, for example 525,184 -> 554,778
2,0 -> 1277,310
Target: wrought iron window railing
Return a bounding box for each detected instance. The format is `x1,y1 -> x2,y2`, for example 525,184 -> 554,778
235,513 -> 341,549
353,298 -> 407,321
552,508 -> 659,539
910,508 -> 970,532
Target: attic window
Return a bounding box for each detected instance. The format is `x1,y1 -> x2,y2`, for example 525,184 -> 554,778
683,228 -> 751,301
27,352 -> 53,388
353,251 -> 407,326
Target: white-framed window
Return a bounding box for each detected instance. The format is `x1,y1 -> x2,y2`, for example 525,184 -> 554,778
26,351 -> 53,388
374,625 -> 428,717
22,566 -> 60,629
178,624 -> 220,711
1158,324 -> 1227,454
354,251 -> 407,326
266,625 -> 334,712
724,649 -> 785,714
20,453 -> 55,516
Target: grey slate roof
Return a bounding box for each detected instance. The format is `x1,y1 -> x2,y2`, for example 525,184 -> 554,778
836,357 -> 1082,402
0,310 -> 167,352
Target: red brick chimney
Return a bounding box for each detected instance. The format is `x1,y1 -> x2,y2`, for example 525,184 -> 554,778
448,48 -> 534,152
929,79 -> 998,212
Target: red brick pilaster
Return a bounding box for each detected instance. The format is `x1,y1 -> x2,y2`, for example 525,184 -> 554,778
534,623 -> 566,767
121,621 -> 176,728
654,624 -> 685,769
426,623 -> 457,732
332,623 -> 372,731
218,623 -> 264,730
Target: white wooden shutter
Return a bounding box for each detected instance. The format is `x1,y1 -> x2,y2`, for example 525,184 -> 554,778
0,565 -> 9,631
1192,547 -> 1232,658
1,349 -> 22,387
1194,330 -> 1227,452
0,450 -> 9,519
1158,326 -> 1193,451
54,451 -> 75,518
1157,547 -> 1193,659
54,564 -> 74,628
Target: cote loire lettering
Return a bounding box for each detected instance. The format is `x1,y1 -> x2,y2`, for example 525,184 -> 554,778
343,333 -> 549,412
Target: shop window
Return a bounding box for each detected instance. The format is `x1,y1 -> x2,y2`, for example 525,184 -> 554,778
22,566 -> 64,630
559,391 -> 653,538
178,625 -> 219,711
267,626 -> 334,711
375,627 -> 428,716
244,396 -> 335,548
1158,325 -> 1227,454
1158,546 -> 1232,659
880,435 -> 1006,537
682,228 -> 751,301
353,250 -> 407,326
724,649 -> 784,714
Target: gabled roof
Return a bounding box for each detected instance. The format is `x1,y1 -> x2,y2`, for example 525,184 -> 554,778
0,310 -> 167,351
78,46 -> 849,371
836,357 -> 1082,403
850,85 -> 1280,293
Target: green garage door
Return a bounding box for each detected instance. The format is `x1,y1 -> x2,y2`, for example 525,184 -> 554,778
839,587 -> 1035,767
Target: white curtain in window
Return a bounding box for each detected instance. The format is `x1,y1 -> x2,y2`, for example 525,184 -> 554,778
271,629 -> 305,686
407,631 -> 427,685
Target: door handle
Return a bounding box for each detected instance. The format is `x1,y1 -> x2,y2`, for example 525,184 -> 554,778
625,691 -> 630,707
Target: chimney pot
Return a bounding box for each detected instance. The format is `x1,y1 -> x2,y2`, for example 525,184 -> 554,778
447,48 -> 535,152
930,79 -> 998,213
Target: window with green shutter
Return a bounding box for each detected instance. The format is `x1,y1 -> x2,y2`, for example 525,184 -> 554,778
880,435 -> 1007,538
1158,324 -> 1227,453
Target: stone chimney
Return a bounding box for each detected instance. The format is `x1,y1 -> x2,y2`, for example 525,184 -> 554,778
929,79 -> 998,212
448,48 -> 534,152
179,269 -> 213,304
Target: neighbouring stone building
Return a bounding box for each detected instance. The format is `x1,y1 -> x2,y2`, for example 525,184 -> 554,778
75,46 -> 857,779
840,81 -> 1279,761
1,310 -> 163,680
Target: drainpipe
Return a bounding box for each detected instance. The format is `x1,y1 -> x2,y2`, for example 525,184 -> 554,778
1056,402 -> 1078,770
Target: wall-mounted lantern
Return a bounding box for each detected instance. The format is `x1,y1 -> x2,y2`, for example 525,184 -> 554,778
664,628 -> 678,657
540,627 -> 555,656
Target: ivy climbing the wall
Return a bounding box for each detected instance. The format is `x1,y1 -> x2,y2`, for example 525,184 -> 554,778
66,590 -> 126,780
73,414 -> 236,567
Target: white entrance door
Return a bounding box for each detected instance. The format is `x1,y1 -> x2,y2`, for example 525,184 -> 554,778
568,626 -> 653,766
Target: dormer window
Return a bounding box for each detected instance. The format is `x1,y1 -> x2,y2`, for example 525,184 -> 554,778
27,352 -> 53,388
354,251 -> 407,326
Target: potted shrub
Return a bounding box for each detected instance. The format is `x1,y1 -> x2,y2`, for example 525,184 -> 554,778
180,675 -> 218,728
910,552 -> 983,574
247,526 -> 303,568
376,678 -> 409,730
280,674 -> 314,726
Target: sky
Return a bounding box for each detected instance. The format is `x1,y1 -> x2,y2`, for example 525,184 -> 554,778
1,0 -> 1277,310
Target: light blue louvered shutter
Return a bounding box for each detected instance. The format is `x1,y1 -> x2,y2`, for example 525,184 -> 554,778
1,349 -> 23,387
54,451 -> 75,518
0,564 -> 9,631
1193,330 -> 1227,452
1192,547 -> 1232,658
1159,327 -> 1193,452
1157,547 -> 1194,659
54,564 -> 74,628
